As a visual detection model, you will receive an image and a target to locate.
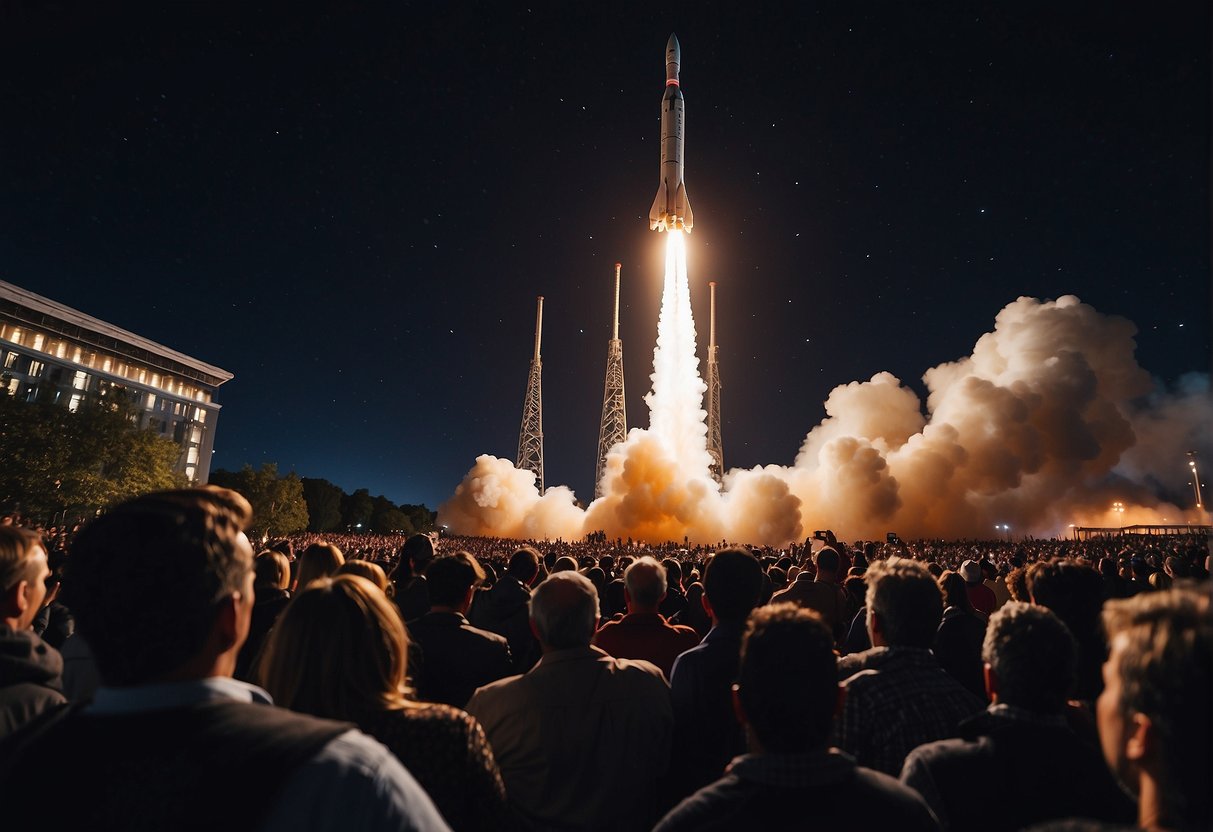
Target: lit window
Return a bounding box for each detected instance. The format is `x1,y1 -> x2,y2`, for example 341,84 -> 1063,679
10,329 -> 22,344
185,465 -> 197,481
72,371 -> 88,390
28,360 -> 44,377
146,393 -> 156,409
55,341 -> 66,358
3,353 -> 16,369
194,408 -> 207,423
190,426 -> 202,443
5,378 -> 18,395
102,358 -> 112,372
71,347 -> 82,363
187,447 -> 199,464
68,394 -> 82,412
32,334 -> 44,351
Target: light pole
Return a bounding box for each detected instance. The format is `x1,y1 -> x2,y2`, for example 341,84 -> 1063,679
1187,451 -> 1204,510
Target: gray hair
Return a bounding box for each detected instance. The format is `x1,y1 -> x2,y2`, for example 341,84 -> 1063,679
982,602 -> 1076,713
624,556 -> 667,610
529,571 -> 600,649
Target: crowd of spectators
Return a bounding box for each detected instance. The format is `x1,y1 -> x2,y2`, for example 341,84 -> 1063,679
0,495 -> 1209,831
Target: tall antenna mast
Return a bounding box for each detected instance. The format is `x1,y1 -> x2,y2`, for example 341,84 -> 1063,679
705,280 -> 724,485
517,296 -> 545,494
596,263 -> 628,497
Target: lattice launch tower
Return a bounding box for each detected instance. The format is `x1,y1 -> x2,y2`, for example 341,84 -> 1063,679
706,281 -> 724,485
595,263 -> 628,497
516,296 -> 545,494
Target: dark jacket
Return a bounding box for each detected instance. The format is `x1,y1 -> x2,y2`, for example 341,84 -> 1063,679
235,588 -> 291,682
0,625 -> 67,738
407,611 -> 514,707
933,606 -> 988,701
470,576 -> 539,672
656,750 -> 940,832
900,706 -> 1136,831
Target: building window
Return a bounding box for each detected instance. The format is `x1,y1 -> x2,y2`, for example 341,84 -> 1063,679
68,394 -> 82,412
31,334 -> 44,351
185,465 -> 197,482
190,426 -> 202,444
55,341 -> 66,359
72,371 -> 88,390
187,447 -> 199,464
194,408 -> 207,423
28,360 -> 44,378
3,352 -> 16,369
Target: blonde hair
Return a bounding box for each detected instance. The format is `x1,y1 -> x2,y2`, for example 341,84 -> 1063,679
337,559 -> 391,595
259,574 -> 413,719
295,542 -> 344,590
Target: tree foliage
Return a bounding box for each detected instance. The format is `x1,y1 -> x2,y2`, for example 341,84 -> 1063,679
0,392 -> 182,521
209,463 -> 309,539
300,477 -> 343,532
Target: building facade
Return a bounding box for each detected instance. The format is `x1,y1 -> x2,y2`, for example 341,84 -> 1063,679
0,280 -> 233,483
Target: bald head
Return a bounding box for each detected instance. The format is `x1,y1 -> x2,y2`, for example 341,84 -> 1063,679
530,571 -> 600,650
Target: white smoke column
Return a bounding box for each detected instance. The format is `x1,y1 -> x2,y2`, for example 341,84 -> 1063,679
645,231 -> 713,476
584,230 -> 728,542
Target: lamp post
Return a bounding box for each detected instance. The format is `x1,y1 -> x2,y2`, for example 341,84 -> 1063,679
1187,452 -> 1204,511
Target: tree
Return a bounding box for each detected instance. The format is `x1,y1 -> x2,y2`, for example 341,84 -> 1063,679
0,392 -> 182,521
300,477 -> 343,532
341,488 -> 374,531
209,463 -> 309,539
400,503 -> 436,533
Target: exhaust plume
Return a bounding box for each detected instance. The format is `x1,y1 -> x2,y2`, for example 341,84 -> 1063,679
441,244 -> 1212,543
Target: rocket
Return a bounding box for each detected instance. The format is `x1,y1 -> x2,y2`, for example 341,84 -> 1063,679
649,33 -> 694,232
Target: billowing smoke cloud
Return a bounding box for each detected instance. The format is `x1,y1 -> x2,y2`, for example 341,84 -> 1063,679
441,243 -> 1212,543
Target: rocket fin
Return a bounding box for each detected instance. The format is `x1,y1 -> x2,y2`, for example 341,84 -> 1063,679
650,181 -> 669,231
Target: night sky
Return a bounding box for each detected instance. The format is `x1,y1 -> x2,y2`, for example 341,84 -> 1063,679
4,4 -> 1209,509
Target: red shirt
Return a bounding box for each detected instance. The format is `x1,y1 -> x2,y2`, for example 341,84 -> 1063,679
592,612 -> 701,679
965,582 -> 997,616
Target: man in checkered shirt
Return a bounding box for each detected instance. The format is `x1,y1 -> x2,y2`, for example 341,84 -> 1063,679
835,558 -> 984,776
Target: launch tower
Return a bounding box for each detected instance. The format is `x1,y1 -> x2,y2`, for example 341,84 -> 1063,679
706,281 -> 724,485
595,264 -> 628,497
516,296 -> 545,494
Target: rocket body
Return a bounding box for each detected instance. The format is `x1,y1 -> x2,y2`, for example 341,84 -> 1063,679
649,34 -> 694,232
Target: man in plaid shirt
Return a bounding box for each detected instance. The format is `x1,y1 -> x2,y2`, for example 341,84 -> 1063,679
836,558 -> 984,775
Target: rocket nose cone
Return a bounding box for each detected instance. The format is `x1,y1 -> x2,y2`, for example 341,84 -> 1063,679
666,33 -> 680,64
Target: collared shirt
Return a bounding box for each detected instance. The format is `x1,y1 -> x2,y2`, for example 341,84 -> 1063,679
89,677 -> 450,832
837,646 -> 984,776
467,645 -> 672,832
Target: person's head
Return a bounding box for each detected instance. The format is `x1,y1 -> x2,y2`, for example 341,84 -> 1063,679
0,526 -> 49,630
296,542 -> 344,590
624,556 -> 667,613
702,548 -> 763,623
982,602 -> 1077,713
735,604 -> 839,753
938,570 -> 972,611
865,558 -> 942,649
1098,588 -> 1211,829
552,555 -> 578,573
253,550 -> 291,592
1027,559 -> 1105,640
402,533 -> 436,572
63,487 -> 254,685
425,552 -> 485,611
959,559 -> 983,586
814,546 -> 840,578
663,558 -> 683,592
507,546 -> 541,585
337,559 -> 391,594
1005,566 -> 1030,602
529,571 -> 599,650
260,575 -> 410,720
1147,571 -> 1172,591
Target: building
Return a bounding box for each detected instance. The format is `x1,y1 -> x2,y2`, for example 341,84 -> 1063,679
0,280 -> 232,483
